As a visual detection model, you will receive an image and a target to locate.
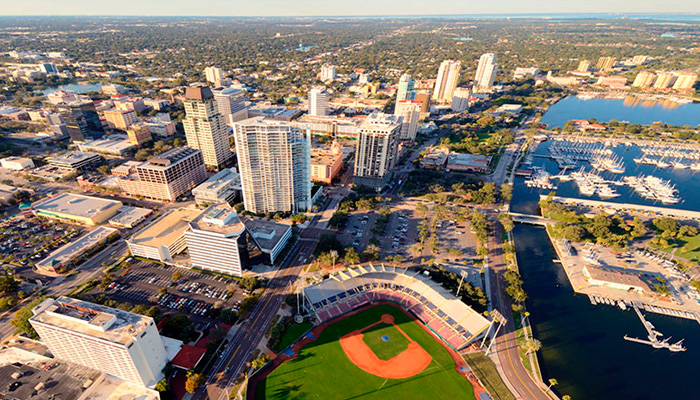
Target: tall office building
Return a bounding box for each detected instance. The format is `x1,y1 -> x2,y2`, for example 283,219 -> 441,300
183,86 -> 232,170
595,57 -> 617,71
185,203 -> 254,277
451,87 -> 471,113
29,297 -> 169,387
320,63 -> 337,81
474,53 -> 498,90
204,66 -> 224,84
672,72 -> 698,90
577,60 -> 591,72
103,108 -> 138,130
212,86 -> 248,124
233,117 -> 311,214
653,71 -> 677,89
353,112 -> 401,189
632,71 -> 657,88
394,100 -> 420,141
118,147 -> 207,202
433,60 -> 462,103
57,101 -> 104,142
308,87 -> 329,117
396,73 -> 416,103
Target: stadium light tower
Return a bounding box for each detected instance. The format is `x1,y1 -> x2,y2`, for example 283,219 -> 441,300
331,250 -> 338,274
456,270 -> 469,297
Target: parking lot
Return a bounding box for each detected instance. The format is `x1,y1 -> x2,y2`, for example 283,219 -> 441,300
87,260 -> 248,327
0,216 -> 81,280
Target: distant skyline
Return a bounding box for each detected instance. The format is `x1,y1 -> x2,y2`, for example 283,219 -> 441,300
2,1 -> 699,17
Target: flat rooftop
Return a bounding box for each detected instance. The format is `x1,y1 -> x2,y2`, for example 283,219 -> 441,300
108,206 -> 153,228
243,218 -> 291,252
311,150 -> 342,166
48,151 -> 100,164
78,135 -> 135,153
189,203 -> 245,236
36,226 -> 118,270
585,266 -> 652,291
144,147 -> 200,169
30,297 -> 153,345
193,168 -> 240,194
33,193 -> 123,218
447,153 -> 490,167
129,208 -> 202,248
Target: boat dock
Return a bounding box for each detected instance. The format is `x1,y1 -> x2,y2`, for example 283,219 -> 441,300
539,195 -> 700,222
623,304 -> 686,352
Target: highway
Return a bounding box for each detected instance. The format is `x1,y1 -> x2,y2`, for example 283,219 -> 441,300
486,214 -> 551,400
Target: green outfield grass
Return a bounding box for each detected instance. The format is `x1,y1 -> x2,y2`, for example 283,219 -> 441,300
361,322 -> 410,360
255,304 -> 475,400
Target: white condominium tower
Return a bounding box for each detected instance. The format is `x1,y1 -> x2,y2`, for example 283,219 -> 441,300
451,87 -> 471,113
396,73 -> 416,103
320,63 -> 337,81
183,86 -> 232,170
353,112 -> 401,189
474,53 -> 497,90
29,297 -> 169,387
204,66 -> 224,84
212,86 -> 248,124
394,100 -> 421,141
308,87 -> 329,117
233,117 -> 311,214
185,203 -> 250,277
433,60 -> 462,103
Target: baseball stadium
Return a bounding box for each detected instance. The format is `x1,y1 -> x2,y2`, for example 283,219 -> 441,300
251,264 -> 495,400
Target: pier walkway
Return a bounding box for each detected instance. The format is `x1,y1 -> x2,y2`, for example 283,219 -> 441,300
541,195 -> 700,221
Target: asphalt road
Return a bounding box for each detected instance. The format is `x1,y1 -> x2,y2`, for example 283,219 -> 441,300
486,215 -> 550,400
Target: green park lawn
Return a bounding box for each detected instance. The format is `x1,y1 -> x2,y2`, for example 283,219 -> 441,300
256,304 -> 475,400
651,234 -> 700,262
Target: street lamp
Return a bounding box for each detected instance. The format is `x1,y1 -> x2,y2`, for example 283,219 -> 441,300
331,250 -> 338,274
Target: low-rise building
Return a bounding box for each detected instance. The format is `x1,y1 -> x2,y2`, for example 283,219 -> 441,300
0,156 -> 34,170
420,147 -> 449,170
77,134 -> 136,156
296,114 -> 361,139
36,226 -> 119,273
310,141 -> 343,184
126,123 -> 154,146
32,193 -> 123,226
243,218 -> 292,265
595,76 -> 628,89
582,265 -> 651,294
446,153 -> 491,173
108,206 -> 153,229
247,106 -> 303,122
126,208 -> 201,262
103,108 -> 139,130
491,104 -> 524,116
192,168 -> 241,206
47,151 -> 101,171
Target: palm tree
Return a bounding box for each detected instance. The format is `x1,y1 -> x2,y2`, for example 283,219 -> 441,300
520,338 -> 542,354
562,395 -> 572,400
547,378 -> 558,389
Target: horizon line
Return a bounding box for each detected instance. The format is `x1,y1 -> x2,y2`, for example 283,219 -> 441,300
1,12 -> 700,18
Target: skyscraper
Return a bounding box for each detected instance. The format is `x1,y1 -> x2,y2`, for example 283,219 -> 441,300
308,87 -> 329,116
433,60 -> 462,103
183,86 -> 232,170
672,72 -> 698,90
577,60 -> 591,72
451,87 -> 471,113
394,100 -> 421,141
29,297 -> 169,387
212,86 -> 248,124
233,117 -> 311,214
474,53 -> 497,90
57,101 -> 104,142
632,71 -> 657,88
204,66 -> 224,84
353,112 -> 401,189
396,73 -> 416,103
320,63 -> 336,81
653,71 -> 677,89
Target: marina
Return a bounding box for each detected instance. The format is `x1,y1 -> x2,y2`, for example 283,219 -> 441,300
623,304 -> 686,352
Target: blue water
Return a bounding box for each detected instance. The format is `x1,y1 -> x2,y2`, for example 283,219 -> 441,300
514,224 -> 700,400
39,83 -> 103,95
511,142 -> 700,214
540,97 -> 700,128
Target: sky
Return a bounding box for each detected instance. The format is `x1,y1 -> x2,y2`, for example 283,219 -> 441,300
2,0 -> 699,17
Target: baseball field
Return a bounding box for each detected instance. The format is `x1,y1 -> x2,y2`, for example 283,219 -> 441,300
255,304 -> 476,400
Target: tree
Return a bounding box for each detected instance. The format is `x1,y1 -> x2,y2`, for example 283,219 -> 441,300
501,184 -> 513,202
653,217 -> 679,237
329,210 -> 349,228
498,213 -> 514,232
562,396 -> 572,400
185,371 -> 205,394
220,309 -> 238,325
520,338 -> 542,354
251,353 -> 271,370
161,314 -> 193,342
679,225 -> 698,237
171,271 -> 183,282
548,378 -> 559,389
344,247 -> 361,265
291,213 -> 307,224
240,276 -> 258,292
0,297 -> 17,310
11,297 -> 44,339
155,378 -> 169,392
0,276 -> 19,293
